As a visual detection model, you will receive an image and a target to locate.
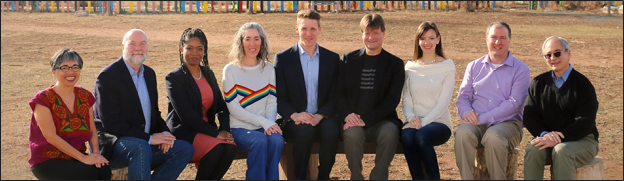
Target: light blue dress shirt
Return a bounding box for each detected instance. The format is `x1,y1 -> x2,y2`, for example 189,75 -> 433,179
552,64 -> 573,88
298,42 -> 320,114
123,60 -> 152,143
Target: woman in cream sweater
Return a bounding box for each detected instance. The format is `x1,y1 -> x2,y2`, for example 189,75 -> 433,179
401,21 -> 455,180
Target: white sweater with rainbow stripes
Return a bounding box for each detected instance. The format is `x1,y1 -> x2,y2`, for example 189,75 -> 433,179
222,61 -> 277,130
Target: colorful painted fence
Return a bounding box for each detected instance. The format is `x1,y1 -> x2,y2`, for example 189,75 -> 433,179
0,1 -> 489,14
1,1 -> 617,14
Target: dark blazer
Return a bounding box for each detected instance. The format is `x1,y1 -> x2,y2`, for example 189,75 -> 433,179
165,65 -> 230,144
274,44 -> 341,123
94,57 -> 170,159
337,48 -> 405,129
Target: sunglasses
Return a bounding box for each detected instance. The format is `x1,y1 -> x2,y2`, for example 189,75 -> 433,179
543,51 -> 562,60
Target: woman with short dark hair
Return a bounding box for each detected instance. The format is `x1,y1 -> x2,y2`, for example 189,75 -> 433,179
29,48 -> 111,180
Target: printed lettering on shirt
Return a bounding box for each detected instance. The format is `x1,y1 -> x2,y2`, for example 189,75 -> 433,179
360,69 -> 376,90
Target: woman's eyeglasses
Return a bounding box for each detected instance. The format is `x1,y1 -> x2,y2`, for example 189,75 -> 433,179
57,65 -> 81,72
543,51 -> 562,60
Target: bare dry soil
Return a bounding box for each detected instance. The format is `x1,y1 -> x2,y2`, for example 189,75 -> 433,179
2,9 -> 622,180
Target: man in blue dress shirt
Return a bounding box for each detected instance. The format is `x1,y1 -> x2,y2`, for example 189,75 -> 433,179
274,10 -> 341,180
93,29 -> 193,180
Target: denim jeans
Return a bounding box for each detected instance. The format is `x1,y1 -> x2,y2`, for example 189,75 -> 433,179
108,136 -> 194,180
231,128 -> 284,180
401,122 -> 451,180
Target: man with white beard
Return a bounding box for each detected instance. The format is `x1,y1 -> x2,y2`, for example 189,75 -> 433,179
93,29 -> 193,180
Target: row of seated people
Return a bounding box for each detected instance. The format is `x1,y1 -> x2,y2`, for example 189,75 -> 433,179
27,10 -> 598,180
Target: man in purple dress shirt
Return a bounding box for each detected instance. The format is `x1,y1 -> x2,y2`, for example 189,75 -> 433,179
453,21 -> 531,180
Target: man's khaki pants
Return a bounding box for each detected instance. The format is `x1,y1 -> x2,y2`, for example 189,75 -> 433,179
524,134 -> 599,180
454,120 -> 523,180
343,120 -> 399,180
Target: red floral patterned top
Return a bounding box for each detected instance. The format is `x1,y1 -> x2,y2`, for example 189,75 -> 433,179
28,86 -> 96,167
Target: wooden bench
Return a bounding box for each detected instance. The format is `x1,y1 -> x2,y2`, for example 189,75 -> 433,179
473,147 -> 520,180
111,141 -> 403,180
549,156 -> 605,180
280,141 -> 404,180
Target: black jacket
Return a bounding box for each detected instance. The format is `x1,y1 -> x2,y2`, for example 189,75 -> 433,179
94,57 -> 170,159
274,44 -> 341,123
164,65 -> 230,144
337,48 -> 405,129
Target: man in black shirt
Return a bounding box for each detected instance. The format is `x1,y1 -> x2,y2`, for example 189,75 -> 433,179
523,36 -> 599,180
337,13 -> 405,180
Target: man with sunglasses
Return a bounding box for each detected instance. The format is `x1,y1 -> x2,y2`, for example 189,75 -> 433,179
523,36 -> 599,180
454,21 -> 531,180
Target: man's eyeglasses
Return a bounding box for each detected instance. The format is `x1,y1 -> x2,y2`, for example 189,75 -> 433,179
57,65 -> 81,72
543,51 -> 563,60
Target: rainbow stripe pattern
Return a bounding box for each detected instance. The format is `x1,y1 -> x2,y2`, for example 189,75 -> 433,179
224,84 -> 276,108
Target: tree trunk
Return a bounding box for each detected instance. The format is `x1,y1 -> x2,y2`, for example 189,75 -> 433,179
550,157 -> 605,180
473,147 -> 519,180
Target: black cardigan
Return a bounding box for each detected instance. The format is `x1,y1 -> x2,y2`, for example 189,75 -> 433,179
523,69 -> 599,142
336,48 -> 405,129
165,65 -> 230,144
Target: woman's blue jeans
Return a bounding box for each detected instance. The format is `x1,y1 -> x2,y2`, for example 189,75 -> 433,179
108,136 -> 194,180
401,122 -> 451,180
231,128 -> 284,180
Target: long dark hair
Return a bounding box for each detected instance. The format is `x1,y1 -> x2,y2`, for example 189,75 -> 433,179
179,28 -> 209,74
413,21 -> 445,61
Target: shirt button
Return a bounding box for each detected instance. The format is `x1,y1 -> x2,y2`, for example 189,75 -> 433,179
489,100 -> 492,102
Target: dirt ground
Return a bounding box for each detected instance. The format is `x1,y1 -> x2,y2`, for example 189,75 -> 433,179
2,6 -> 622,180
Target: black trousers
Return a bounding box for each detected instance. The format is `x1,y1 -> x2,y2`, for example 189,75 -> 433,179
31,158 -> 111,180
196,143 -> 237,180
283,116 -> 340,180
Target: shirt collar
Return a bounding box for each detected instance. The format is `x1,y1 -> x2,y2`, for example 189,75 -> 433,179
482,51 -> 515,67
123,58 -> 144,76
297,42 -> 320,57
552,64 -> 574,81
